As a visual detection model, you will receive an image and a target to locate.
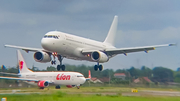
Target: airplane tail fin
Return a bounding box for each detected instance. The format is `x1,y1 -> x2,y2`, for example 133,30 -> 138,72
1,65 -> 7,70
103,15 -> 118,46
88,70 -> 91,79
17,50 -> 33,73
86,70 -> 91,81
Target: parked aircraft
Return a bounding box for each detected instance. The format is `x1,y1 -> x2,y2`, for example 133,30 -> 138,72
0,50 -> 91,89
5,16 -> 175,71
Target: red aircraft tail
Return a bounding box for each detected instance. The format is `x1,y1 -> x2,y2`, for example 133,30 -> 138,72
86,70 -> 91,80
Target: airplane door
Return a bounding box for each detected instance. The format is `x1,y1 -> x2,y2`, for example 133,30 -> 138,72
71,75 -> 75,81
63,35 -> 74,55
63,43 -> 72,54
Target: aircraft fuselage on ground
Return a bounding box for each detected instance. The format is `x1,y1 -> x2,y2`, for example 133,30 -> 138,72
0,50 -> 90,89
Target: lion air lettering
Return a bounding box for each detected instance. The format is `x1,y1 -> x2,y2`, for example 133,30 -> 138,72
56,74 -> 71,80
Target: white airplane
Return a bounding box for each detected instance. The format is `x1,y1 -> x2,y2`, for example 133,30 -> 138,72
5,16 -> 175,71
0,50 -> 91,89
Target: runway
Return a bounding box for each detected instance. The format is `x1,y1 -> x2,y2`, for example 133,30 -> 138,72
65,89 -> 180,97
0,89 -> 180,97
122,90 -> 180,96
0,90 -> 41,95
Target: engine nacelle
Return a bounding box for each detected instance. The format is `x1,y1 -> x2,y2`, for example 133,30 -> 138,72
37,81 -> 49,88
66,85 -> 75,88
91,51 -> 109,63
34,51 -> 51,63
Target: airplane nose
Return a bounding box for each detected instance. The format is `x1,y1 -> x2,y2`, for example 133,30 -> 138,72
80,77 -> 86,84
41,38 -> 51,50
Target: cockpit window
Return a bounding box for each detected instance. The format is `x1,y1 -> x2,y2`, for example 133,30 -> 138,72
77,75 -> 84,77
44,35 -> 59,39
48,35 -> 52,38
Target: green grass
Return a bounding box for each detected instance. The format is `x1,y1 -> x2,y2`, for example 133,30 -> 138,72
0,86 -> 180,101
0,86 -> 178,95
0,92 -> 179,101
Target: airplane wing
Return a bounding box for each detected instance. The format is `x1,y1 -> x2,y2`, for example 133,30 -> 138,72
82,43 -> 176,56
0,72 -> 20,76
0,76 -> 53,83
4,45 -> 48,53
0,76 -> 39,81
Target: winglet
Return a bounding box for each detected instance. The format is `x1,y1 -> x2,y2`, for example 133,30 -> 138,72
86,70 -> 91,81
169,43 -> 177,46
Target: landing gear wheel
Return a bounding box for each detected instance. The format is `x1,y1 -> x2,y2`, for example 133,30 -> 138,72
57,55 -> 66,71
39,87 -> 44,89
57,65 -> 61,71
94,65 -> 98,71
99,65 -> 103,71
61,65 -> 65,71
55,85 -> 61,89
77,86 -> 80,89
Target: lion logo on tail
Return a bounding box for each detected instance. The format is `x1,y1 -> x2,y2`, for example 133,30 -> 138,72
19,61 -> 24,70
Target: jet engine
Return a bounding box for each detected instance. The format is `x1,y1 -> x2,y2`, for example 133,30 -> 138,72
34,51 -> 51,63
91,51 -> 109,63
37,81 -> 49,88
66,85 -> 75,88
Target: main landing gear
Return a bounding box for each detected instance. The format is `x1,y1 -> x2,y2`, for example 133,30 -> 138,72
51,55 -> 66,71
94,63 -> 103,71
39,87 -> 44,89
57,55 -> 65,71
55,85 -> 61,89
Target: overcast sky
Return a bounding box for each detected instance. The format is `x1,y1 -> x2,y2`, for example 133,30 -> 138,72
0,0 -> 180,70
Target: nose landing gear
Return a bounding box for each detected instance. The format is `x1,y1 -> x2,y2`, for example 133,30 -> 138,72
51,60 -> 56,65
76,84 -> 80,89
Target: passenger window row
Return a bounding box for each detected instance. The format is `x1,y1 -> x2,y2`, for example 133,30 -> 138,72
77,75 -> 84,77
44,35 -> 59,39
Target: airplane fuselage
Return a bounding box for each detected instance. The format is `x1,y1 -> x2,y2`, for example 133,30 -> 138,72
20,71 -> 86,85
41,31 -> 115,61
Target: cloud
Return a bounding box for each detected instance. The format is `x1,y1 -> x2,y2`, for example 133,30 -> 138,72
115,26 -> 179,47
0,0 -> 180,70
159,27 -> 180,40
